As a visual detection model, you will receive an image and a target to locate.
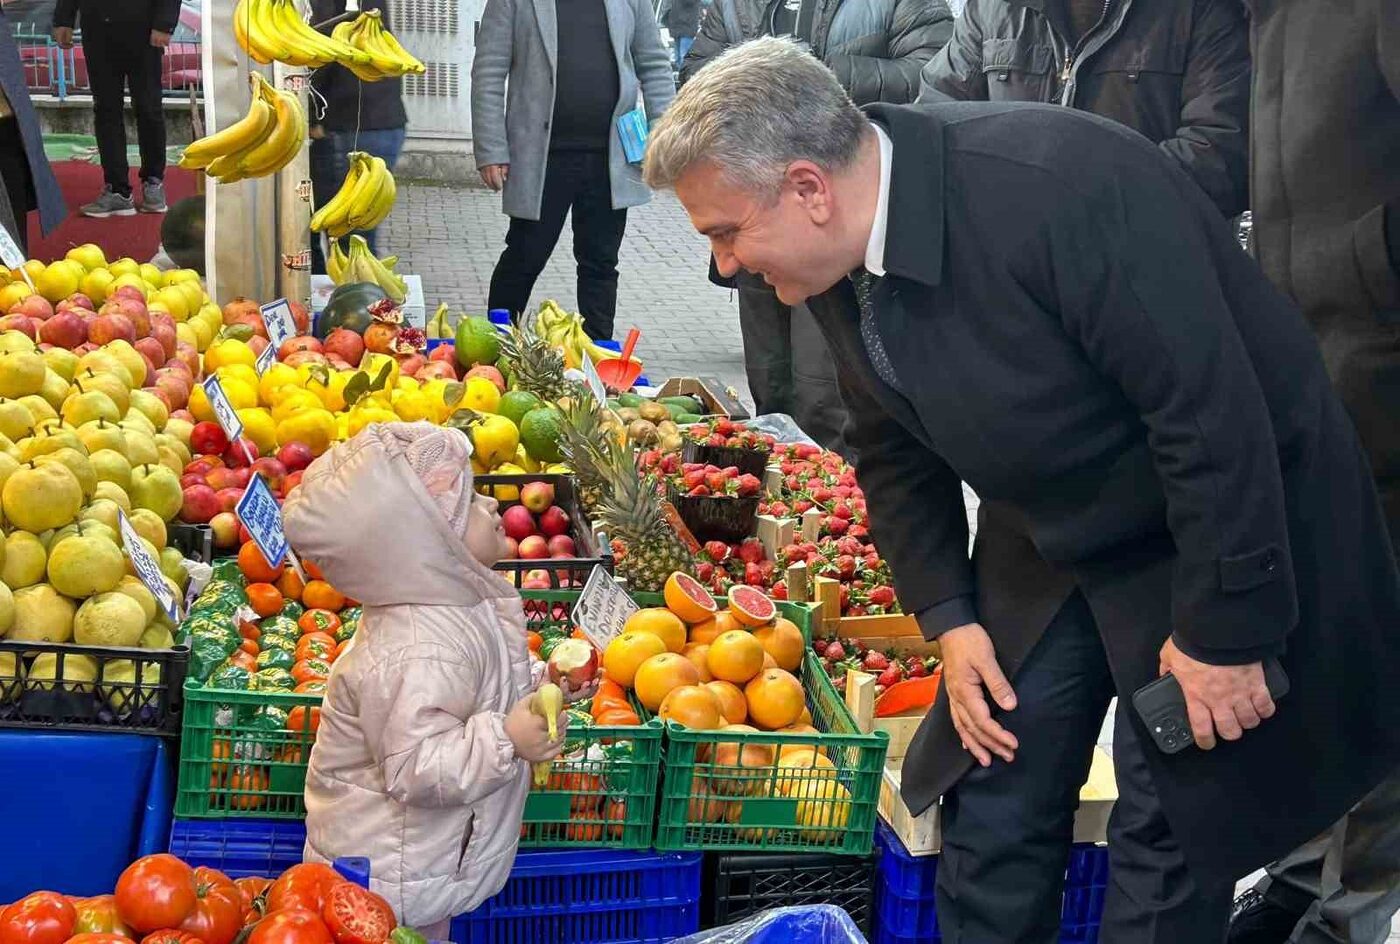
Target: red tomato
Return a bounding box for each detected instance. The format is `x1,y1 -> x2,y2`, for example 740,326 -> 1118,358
321,884 -> 395,944
246,910 -> 334,944
233,879 -> 272,914
0,892 -> 76,944
115,857 -> 242,944
264,865 -> 343,915
67,935 -> 135,944
71,896 -> 133,938
141,932 -> 206,944
176,871 -> 242,944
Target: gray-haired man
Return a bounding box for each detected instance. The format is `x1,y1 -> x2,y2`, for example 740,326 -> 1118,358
644,37 -> 1400,943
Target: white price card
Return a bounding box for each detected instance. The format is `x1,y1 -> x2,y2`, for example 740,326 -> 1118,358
572,564 -> 640,649
119,509 -> 181,621
259,298 -> 297,352
202,375 -> 244,444
254,340 -> 277,376
582,351 -> 607,403
0,226 -> 33,288
236,474 -> 289,568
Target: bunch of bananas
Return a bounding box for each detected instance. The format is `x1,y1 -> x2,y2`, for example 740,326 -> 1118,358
327,234 -> 407,302
178,73 -> 304,183
234,0 -> 370,68
426,303 -> 456,339
310,152 -> 397,238
333,10 -> 426,80
537,300 -> 639,371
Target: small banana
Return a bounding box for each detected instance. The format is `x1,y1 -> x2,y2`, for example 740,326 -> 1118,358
532,683 -> 564,787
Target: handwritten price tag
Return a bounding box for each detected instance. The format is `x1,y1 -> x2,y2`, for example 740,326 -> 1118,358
572,565 -> 640,649
259,298 -> 297,352
119,509 -> 180,621
202,375 -> 243,444
236,474 -> 289,569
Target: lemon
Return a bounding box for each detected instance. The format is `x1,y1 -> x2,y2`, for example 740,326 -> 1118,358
492,462 -> 526,498
469,414 -> 521,469
151,286 -> 189,321
221,378 -> 259,411
346,406 -> 396,439
462,377 -> 502,414
238,408 -> 278,454
258,363 -> 301,406
217,363 -> 259,390
276,409 -> 337,455
187,384 -> 214,423
393,390 -> 436,423
272,390 -> 323,424
203,338 -> 256,373
307,370 -> 351,412
358,352 -> 399,389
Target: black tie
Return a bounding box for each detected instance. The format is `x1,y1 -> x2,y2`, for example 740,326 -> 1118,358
852,268 -> 901,391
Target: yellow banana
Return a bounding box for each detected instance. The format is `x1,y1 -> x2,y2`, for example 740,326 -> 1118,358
362,16 -> 417,76
364,162 -> 396,229
326,239 -> 347,283
532,683 -> 564,787
336,155 -> 384,235
246,0 -> 293,64
179,92 -> 275,169
371,17 -> 426,74
237,78 -> 305,178
232,0 -> 261,62
310,157 -> 365,232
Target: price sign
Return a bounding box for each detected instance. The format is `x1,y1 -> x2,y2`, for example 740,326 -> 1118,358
236,474 -> 289,568
119,509 -> 180,621
582,352 -> 607,404
572,565 -> 640,649
202,375 -> 243,444
254,341 -> 277,376
259,298 -> 297,352
0,226 -> 33,289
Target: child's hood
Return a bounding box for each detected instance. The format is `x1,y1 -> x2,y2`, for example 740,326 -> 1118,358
282,422 -> 511,608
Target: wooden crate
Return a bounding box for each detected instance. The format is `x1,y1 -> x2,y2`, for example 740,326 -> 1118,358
655,377 -> 751,420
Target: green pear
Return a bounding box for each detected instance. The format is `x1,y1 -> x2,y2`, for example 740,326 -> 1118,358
0,398 -> 35,441
73,591 -> 145,647
120,412 -> 156,436
116,575 -> 158,624
0,581 -> 13,636
102,341 -> 147,392
2,461 -> 83,532
128,389 -> 169,431
154,434 -> 191,467
0,332 -> 34,354
9,583 -> 76,643
159,546 -> 188,591
19,428 -> 86,462
75,350 -> 134,388
61,390 -> 120,427
42,347 -> 79,383
40,370 -> 71,411
128,506 -> 168,550
1,532 -> 45,589
90,449 -> 133,492
35,448 -> 96,499
92,481 -> 132,511
78,420 -> 130,457
0,350 -> 46,399
47,527 -> 125,597
123,430 -> 160,466
163,417 -> 193,449
17,395 -> 56,425
129,465 -> 182,523
79,498 -> 123,534
72,369 -> 129,415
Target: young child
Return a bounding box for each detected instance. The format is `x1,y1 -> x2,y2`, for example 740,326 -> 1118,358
283,422 -> 567,937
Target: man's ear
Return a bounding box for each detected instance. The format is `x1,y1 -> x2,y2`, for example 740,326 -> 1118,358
786,160 -> 833,224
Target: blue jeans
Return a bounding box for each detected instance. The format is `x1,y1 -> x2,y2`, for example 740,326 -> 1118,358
310,127 -> 406,271
673,36 -> 694,70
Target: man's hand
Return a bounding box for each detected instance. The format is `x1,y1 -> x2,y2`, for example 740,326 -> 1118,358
309,124 -> 326,141
51,26 -> 74,48
479,164 -> 509,191
1158,638 -> 1276,750
150,30 -> 172,48
940,622 -> 1019,767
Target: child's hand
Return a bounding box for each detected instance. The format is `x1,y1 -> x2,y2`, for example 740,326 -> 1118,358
559,676 -> 600,704
504,693 -> 567,763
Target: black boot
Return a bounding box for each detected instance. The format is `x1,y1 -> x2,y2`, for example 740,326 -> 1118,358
1227,889 -> 1306,944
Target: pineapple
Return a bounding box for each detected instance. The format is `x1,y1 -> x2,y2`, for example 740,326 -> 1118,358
557,392 -> 614,514
592,444 -> 694,592
499,315 -> 574,402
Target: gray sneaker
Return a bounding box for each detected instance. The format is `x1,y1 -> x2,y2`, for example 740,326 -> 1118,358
139,178 -> 167,214
79,186 -> 136,218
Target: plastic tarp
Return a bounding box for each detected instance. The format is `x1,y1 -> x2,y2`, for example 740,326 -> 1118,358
671,906 -> 868,944
744,413 -> 819,447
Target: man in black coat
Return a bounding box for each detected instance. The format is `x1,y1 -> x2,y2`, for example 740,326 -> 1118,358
52,0 -> 181,217
0,6 -> 66,249
645,37 -> 1400,942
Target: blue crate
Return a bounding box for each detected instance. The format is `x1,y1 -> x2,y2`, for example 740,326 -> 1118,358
451,847 -> 702,944
872,821 -> 1108,943
168,818 -> 307,878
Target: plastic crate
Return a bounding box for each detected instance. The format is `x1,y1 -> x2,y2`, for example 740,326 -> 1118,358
515,590 -> 662,850
169,523 -> 216,564
655,612 -> 888,856
872,820 -> 1109,943
0,639 -> 188,736
475,474 -> 614,590
705,850 -> 876,936
450,847 -> 702,944
169,818 -> 307,878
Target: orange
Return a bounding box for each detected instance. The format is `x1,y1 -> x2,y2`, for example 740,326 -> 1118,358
705,680 -> 748,724
681,643 -> 714,683
302,558 -> 325,581
687,610 -> 740,646
761,652 -> 778,670
246,582 -> 283,618
632,652 -> 702,711
798,706 -> 813,726
659,684 -> 723,730
707,630 -> 766,684
276,567 -> 305,603
603,631 -> 668,689
302,580 -> 346,611
776,746 -> 837,773
664,571 -> 717,624
753,618 -> 804,671
686,780 -> 732,823
744,668 -> 806,729
623,608 -> 687,653
238,541 -> 285,583
710,723 -> 776,796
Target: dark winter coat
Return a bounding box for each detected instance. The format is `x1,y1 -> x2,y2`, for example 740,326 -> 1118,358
1245,0 -> 1400,552
52,0 -> 182,33
805,100 -> 1400,884
665,0 -> 703,40
0,11 -> 65,235
918,0 -> 1250,218
682,0 -> 954,105
311,0 -> 408,133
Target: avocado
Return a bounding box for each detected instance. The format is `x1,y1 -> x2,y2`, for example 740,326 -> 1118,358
617,392 -> 645,408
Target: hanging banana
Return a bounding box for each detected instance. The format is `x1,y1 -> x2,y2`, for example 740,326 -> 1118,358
179,73 -> 304,183
310,152 -> 397,238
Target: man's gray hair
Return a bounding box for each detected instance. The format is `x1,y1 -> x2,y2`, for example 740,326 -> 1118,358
643,36 -> 868,198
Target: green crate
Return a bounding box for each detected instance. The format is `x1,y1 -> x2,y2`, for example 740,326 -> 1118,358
518,590 -> 663,849
174,679 -> 321,819
654,642 -> 888,856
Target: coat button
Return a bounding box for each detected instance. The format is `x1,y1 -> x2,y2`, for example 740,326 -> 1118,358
1262,551 -> 1277,573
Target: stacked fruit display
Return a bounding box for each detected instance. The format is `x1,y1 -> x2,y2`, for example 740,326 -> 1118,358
310,153 -> 396,238
497,480 -> 583,588
812,634 -> 940,704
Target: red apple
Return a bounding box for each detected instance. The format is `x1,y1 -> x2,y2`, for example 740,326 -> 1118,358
180,472 -> 207,489
279,336 -> 322,360
501,505 -> 537,542
224,438 -> 259,467
0,314 -> 37,339
288,300 -> 311,334
190,421 -> 229,456
134,336 -> 166,369
216,487 -> 244,513
547,534 -> 577,557
517,535 -> 550,560
88,313 -> 136,345
111,285 -> 146,305
519,482 -> 555,514
505,537 -> 519,559
171,409 -> 195,424
64,293 -> 95,312
10,295 -> 52,321
144,386 -> 172,412
466,365 -> 506,393
185,456 -> 223,476
283,470 -> 304,493
396,353 -> 427,378
539,506 -> 571,538
276,441 -> 315,473
209,511 -> 240,549
180,483 -> 221,524
153,372 -> 190,411
109,296 -> 150,337
38,310 -> 87,348
174,342 -> 200,376
521,569 -> 552,590
204,466 -> 242,491
229,467 -> 252,488
323,328 -> 365,367
546,638 -> 599,688
250,457 -> 287,491
150,316 -> 177,358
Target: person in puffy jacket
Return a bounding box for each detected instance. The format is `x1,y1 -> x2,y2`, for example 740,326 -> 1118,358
283,423 -> 574,935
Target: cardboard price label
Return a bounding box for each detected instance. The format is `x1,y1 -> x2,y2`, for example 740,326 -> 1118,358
572,565 -> 640,649
202,375 -> 243,444
259,298 -> 297,352
582,352 -> 607,404
236,474 -> 289,568
119,509 -> 180,621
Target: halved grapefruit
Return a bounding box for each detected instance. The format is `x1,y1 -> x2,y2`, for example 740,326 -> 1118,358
728,585 -> 777,627
664,571 -> 718,624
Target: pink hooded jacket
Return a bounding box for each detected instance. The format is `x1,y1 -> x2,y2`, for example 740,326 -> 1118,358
282,423 -> 534,926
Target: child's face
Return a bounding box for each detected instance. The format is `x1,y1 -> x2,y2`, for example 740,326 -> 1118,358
465,493 -> 511,566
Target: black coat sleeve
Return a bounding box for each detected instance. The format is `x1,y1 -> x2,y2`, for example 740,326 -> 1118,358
1156,0 -> 1251,218
827,0 -> 955,104
152,0 -> 182,33
52,0 -> 78,29
1007,164 -> 1297,664
680,0 -> 735,84
915,0 -> 987,102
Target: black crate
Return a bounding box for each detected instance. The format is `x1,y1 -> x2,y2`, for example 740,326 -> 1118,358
667,485 -> 760,544
703,850 -> 877,936
0,639 -> 188,737
682,440 -> 771,479
476,473 -> 614,589
169,523 -> 216,563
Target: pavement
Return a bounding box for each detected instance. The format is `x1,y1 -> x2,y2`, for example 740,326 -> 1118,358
379,180 -> 752,404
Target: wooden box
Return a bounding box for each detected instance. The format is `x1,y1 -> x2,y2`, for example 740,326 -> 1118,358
654,376 -> 751,420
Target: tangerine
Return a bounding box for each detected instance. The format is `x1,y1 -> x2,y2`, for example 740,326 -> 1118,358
632,652 -> 701,711
238,541 -> 285,583
753,618 -> 804,671
744,668 -> 806,729
663,571 -> 717,624
276,567 -> 305,603
681,643 -> 714,683
622,607 -> 687,653
302,580 -> 346,611
687,610 -> 740,646
659,684 -> 723,730
246,582 -> 284,618
705,680 -> 748,724
707,630 -> 766,684
603,631 -> 668,689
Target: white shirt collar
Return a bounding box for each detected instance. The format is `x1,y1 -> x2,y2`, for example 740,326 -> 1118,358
864,122 -> 894,277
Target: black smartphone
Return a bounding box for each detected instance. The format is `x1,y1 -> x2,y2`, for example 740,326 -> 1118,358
1132,657 -> 1290,754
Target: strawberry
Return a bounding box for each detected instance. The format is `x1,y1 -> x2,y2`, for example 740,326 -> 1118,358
827,516 -> 850,536
869,586 -> 896,606
708,433 -> 727,447
722,466 -> 741,479
744,561 -> 765,585
772,581 -> 788,600
907,659 -> 928,678
813,637 -> 830,656
683,469 -> 707,490
831,503 -> 854,520
795,499 -> 814,514
836,555 -> 857,579
689,485 -> 711,497
737,539 -> 765,564
825,640 -> 846,661
877,665 -> 904,687
768,501 -> 791,518
704,540 -> 732,562
737,473 -> 762,496
696,561 -> 715,581
785,545 -> 808,564
705,471 -> 729,492
862,650 -> 889,671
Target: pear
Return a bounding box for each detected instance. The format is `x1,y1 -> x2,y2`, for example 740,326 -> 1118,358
0,432 -> 17,460
0,350 -> 46,399
75,351 -> 134,389
47,526 -> 125,597
0,332 -> 34,354
51,519 -> 118,550
99,660 -> 163,713
35,448 -> 97,499
1,532 -> 45,589
2,461 -> 83,532
138,624 -> 174,649
130,465 -> 182,523
18,395 -> 56,425
160,546 -> 188,591
43,347 -> 79,383
0,652 -> 18,701
116,575 -> 158,624
125,537 -> 162,580
103,341 -> 148,391
61,389 -> 120,427
120,412 -> 157,436
73,591 -> 145,647
123,430 -> 160,466
155,434 -> 191,467
19,428 -> 86,462
78,419 -> 130,457
163,418 -> 193,449
40,370 -> 71,411
0,450 -> 18,494
128,389 -> 169,431
156,446 -> 184,476
128,507 -> 168,550
9,583 -> 76,643
26,653 -> 96,690
72,370 -> 129,415
92,481 -> 132,511
0,398 -> 35,441
0,581 -> 13,636
79,498 -> 123,534
90,449 -> 133,492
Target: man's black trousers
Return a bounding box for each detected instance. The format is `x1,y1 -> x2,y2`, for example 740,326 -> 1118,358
935,591 -> 1235,942
83,24 -> 166,195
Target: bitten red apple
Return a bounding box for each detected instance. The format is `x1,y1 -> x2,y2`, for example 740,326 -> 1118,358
547,638 -> 600,688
